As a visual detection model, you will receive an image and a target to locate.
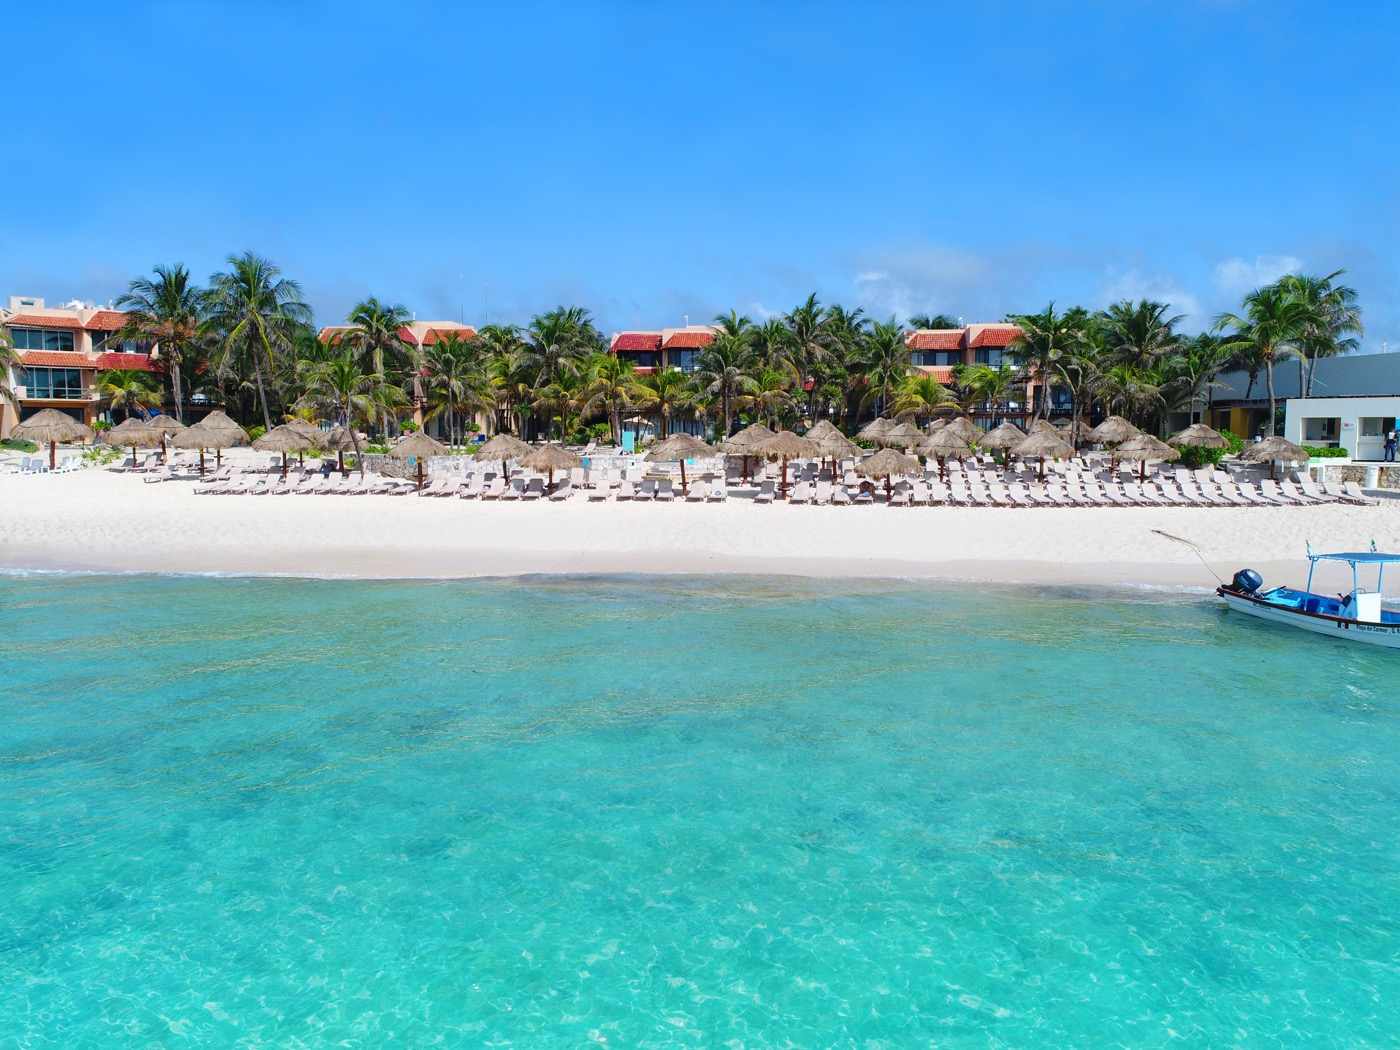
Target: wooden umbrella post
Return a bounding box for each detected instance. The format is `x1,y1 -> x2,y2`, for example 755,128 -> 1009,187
49,441 -> 57,471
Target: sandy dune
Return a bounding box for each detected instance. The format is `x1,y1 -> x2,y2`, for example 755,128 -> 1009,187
4,463 -> 1398,593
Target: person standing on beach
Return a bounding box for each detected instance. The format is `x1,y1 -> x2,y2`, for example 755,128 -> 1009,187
1386,426 -> 1397,463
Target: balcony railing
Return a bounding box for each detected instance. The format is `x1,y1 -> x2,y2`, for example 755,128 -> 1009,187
14,385 -> 99,402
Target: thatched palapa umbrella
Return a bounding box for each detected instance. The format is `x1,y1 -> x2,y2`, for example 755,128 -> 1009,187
1028,418 -> 1061,437
281,418 -> 325,467
940,416 -> 981,445
476,433 -> 532,481
1087,415 -> 1141,445
882,421 -> 925,448
172,411 -> 249,474
1238,436 -> 1309,480
978,420 -> 1026,450
857,448 -> 920,500
926,417 -> 947,434
810,428 -> 858,477
390,431 -> 449,490
104,418 -> 163,468
1115,434 -> 1181,481
1058,419 -> 1090,448
1169,423 -> 1229,449
1012,429 -> 1074,481
920,428 -> 973,481
646,433 -> 715,495
143,413 -> 186,457
320,426 -> 361,475
720,422 -> 775,483
521,442 -> 581,488
253,424 -> 322,478
11,408 -> 94,470
858,417 -> 893,441
756,430 -> 817,497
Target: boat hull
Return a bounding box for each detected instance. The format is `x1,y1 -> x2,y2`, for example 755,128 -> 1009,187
1219,590 -> 1400,649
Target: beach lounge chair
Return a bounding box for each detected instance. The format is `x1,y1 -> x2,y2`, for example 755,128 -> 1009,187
888,483 -> 910,507
910,480 -> 931,506
549,479 -> 572,501
1278,480 -> 1320,505
522,478 -> 546,500
814,481 -> 833,505
589,478 -> 614,501
754,479 -> 776,504
634,479 -> 656,501
459,477 -> 482,499
655,479 -> 675,501
481,478 -> 506,500
790,481 -> 813,504
1234,482 -> 1273,506
500,478 -> 525,501
830,484 -> 852,506
686,480 -> 709,502
1295,474 -> 1335,503
1343,481 -> 1378,505
1260,479 -> 1300,505
853,482 -> 874,505
708,480 -> 727,502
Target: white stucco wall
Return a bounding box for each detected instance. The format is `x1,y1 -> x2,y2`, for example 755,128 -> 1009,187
1284,396 -> 1400,460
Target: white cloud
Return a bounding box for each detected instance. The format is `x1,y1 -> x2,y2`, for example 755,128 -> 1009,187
851,245 -> 990,322
1099,269 -> 1203,328
1212,254 -> 1303,296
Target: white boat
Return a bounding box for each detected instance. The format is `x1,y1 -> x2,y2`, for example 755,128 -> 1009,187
1218,547 -> 1400,649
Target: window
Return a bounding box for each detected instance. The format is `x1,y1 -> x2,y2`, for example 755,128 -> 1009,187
10,326 -> 75,351
22,367 -> 85,399
627,352 -> 660,369
974,348 -> 1004,367
669,349 -> 699,372
911,350 -> 962,367
1302,417 -> 1340,443
1361,418 -> 1384,438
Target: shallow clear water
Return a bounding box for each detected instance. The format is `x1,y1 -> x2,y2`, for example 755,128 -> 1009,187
3,574 -> 1399,1046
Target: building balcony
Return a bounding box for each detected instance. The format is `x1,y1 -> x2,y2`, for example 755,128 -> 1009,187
15,386 -> 101,402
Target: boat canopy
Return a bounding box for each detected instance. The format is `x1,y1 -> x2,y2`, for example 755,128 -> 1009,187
1307,551 -> 1400,565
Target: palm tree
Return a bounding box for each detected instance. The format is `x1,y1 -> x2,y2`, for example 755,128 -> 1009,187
205,252 -> 312,430
694,329 -> 757,437
855,320 -> 910,418
582,352 -> 643,445
749,367 -> 796,430
422,334 -> 493,446
958,362 -> 1018,423
1214,285 -> 1310,436
533,368 -> 589,441
98,369 -> 162,420
339,297 -> 412,436
892,373 -> 950,423
633,367 -> 695,439
299,350 -> 406,477
1160,335 -> 1233,426
523,307 -> 603,437
1007,303 -> 1080,420
477,324 -> 528,435
0,328 -> 19,414
909,313 -> 959,329
1101,299 -> 1183,371
1097,364 -> 1165,424
785,294 -> 835,415
115,263 -> 204,423
1281,271 -> 1363,396
1051,322 -> 1106,443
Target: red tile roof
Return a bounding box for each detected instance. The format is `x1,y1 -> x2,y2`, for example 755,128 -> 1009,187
20,351 -> 96,368
913,365 -> 958,384
418,326 -> 478,346
85,310 -> 128,331
968,324 -> 1022,348
97,352 -> 159,371
612,332 -> 663,352
6,314 -> 82,330
318,325 -> 354,343
662,331 -> 714,349
906,330 -> 965,351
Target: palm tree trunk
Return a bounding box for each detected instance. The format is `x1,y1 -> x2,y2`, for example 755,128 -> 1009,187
251,355 -> 273,431
1265,358 -> 1277,437
170,358 -> 185,424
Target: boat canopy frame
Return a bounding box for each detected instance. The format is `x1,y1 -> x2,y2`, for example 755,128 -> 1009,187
1305,544 -> 1400,596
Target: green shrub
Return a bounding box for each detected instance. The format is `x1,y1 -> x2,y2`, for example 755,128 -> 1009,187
1,438 -> 38,452
1218,428 -> 1246,455
82,446 -> 121,465
1302,445 -> 1348,459
364,442 -> 389,454
400,421 -> 419,433
1178,445 -> 1226,470
247,425 -> 267,442
91,420 -> 112,433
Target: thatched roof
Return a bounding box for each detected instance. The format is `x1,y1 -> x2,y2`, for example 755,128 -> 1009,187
646,434 -> 716,461
1087,415 -> 1141,444
1114,434 -> 1180,463
521,443 -> 581,472
925,418 -> 947,434
104,418 -> 163,448
1058,419 -> 1090,441
476,433 -> 531,460
857,417 -> 893,439
1012,430 -> 1074,460
857,448 -> 920,478
190,409 -> 246,435
145,414 -> 186,434
720,422 -> 775,453
11,408 -> 94,444
804,419 -> 843,441
977,421 -> 1026,450
390,431 -> 449,459
812,430 -> 859,458
1238,436 -> 1310,464
1169,423 -> 1229,449
252,424 -> 323,453
318,426 -> 358,452
940,416 -> 981,443
921,429 -> 973,458
1028,419 -> 1061,437
173,425 -> 245,450
881,421 -> 925,447
282,418 -> 325,446
756,430 -> 818,459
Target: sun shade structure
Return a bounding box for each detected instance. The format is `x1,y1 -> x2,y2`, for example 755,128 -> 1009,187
1087,415 -> 1141,445
284,418 -> 325,444
172,412 -> 249,474
1012,429 -> 1074,480
1169,423 -> 1229,449
977,421 -> 1026,450
1114,434 -> 1181,481
804,420 -> 843,441
520,442 -> 581,489
756,430 -> 818,497
254,424 -> 323,478
920,428 -> 974,481
1238,436 -> 1310,479
925,418 -> 947,434
391,431 -> 450,489
719,422 -> 775,483
857,417 -> 893,440
857,448 -> 921,500
940,416 -> 981,444
11,409 -> 95,470
476,433 -> 532,481
104,418 -> 163,468
646,433 -> 715,495
881,422 -> 925,448
319,426 -> 361,474
1058,419 -> 1090,444
144,415 -> 186,455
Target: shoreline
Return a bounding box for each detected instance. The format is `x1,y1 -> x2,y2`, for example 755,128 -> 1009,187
5,469 -> 1397,592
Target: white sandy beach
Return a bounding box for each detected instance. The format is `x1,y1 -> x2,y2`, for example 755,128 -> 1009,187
3,460 -> 1398,591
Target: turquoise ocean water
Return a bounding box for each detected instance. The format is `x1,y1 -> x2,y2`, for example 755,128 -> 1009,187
3,573 -> 1399,1046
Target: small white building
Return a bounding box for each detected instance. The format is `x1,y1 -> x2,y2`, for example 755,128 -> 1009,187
1284,396 -> 1400,460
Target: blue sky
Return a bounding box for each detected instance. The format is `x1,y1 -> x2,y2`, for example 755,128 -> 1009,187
5,1 -> 1398,347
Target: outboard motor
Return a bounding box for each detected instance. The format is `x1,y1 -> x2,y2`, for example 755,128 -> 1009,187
1232,568 -> 1263,594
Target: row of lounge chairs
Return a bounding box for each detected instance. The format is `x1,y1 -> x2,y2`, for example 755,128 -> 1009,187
194,470 -> 418,496
5,456 -> 80,475
418,476 -> 730,502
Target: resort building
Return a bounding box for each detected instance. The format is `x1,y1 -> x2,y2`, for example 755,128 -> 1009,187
0,296 -> 151,438
1194,352 -> 1400,450
609,326 -> 715,373
904,323 -> 1022,384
